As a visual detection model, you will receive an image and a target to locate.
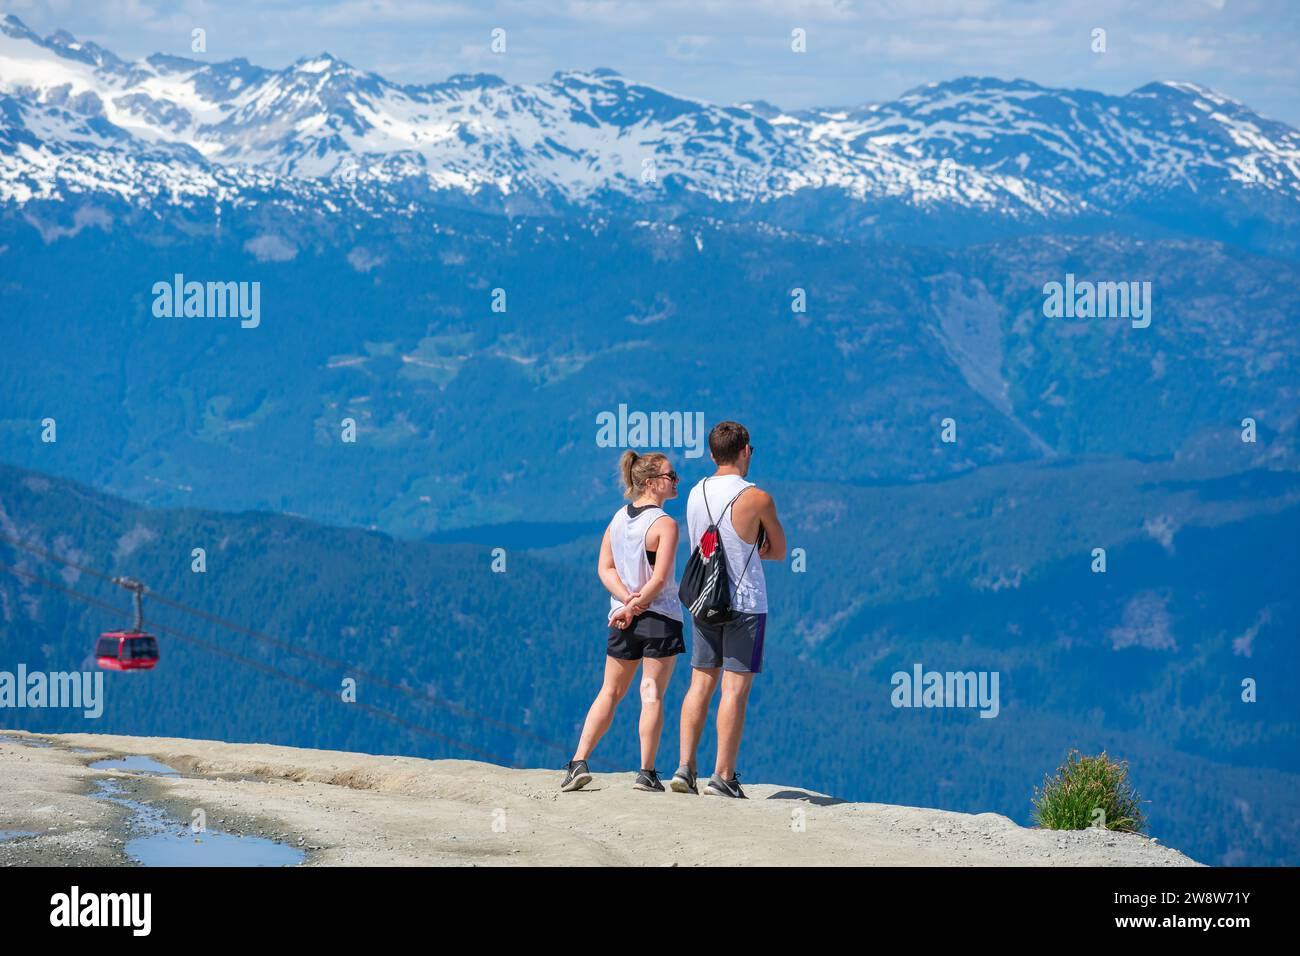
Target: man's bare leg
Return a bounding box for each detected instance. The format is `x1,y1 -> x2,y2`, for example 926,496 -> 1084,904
715,670 -> 754,780
678,666 -> 720,773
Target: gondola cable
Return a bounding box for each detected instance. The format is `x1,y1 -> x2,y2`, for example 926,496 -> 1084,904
0,560 -> 514,765
0,531 -> 602,768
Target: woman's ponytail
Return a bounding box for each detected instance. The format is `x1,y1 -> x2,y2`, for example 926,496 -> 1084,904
618,450 -> 639,499
617,450 -> 668,500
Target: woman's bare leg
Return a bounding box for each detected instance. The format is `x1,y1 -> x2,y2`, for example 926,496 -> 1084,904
573,656 -> 638,761
637,656 -> 677,770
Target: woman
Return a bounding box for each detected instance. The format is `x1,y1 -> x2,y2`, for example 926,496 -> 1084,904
561,450 -> 683,793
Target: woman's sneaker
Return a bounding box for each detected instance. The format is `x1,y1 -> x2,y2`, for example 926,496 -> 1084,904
561,759 -> 592,792
704,772 -> 747,799
669,765 -> 699,795
633,768 -> 665,792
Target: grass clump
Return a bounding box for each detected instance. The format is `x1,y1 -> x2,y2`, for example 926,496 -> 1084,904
1032,749 -> 1148,834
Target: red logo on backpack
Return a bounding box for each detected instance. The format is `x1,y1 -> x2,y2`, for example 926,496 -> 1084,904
700,528 -> 719,560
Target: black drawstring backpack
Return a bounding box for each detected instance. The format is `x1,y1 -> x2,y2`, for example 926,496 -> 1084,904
678,480 -> 758,625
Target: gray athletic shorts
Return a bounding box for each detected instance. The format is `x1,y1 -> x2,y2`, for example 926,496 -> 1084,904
691,612 -> 767,673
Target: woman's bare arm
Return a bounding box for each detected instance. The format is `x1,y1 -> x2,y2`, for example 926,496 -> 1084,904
598,525 -> 637,604
625,516 -> 678,611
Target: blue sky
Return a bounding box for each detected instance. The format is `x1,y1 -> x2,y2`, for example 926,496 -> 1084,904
8,0 -> 1300,123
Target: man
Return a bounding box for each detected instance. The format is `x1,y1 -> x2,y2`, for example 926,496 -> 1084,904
671,420 -> 785,798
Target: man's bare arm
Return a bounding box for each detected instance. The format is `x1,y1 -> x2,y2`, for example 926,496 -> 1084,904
746,488 -> 786,561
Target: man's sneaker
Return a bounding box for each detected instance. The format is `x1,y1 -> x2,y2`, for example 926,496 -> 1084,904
633,768 -> 665,792
669,765 -> 699,795
705,772 -> 747,799
561,759 -> 592,792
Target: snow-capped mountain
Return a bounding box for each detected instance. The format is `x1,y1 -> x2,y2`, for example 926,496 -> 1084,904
2,12 -> 1298,236
786,76 -> 1300,202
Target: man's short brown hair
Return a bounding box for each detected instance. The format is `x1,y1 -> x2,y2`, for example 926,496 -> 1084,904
709,421 -> 750,464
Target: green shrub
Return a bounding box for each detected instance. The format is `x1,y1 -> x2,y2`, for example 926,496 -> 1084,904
1032,749 -> 1148,833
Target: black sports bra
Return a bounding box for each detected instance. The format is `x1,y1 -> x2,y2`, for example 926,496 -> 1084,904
627,502 -> 661,566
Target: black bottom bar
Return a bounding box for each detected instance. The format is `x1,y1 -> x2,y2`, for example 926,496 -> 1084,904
3,865 -> 1294,940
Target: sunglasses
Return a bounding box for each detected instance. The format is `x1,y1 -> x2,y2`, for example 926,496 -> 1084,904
652,471 -> 680,482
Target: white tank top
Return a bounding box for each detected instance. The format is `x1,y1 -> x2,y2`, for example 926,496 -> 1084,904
686,475 -> 767,614
608,504 -> 683,621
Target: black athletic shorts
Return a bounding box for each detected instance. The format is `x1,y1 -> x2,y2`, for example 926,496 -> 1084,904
607,610 -> 685,660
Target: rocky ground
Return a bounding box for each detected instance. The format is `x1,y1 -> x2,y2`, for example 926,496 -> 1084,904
0,730 -> 1201,866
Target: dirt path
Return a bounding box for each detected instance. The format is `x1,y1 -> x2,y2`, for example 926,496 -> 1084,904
0,730 -> 1201,866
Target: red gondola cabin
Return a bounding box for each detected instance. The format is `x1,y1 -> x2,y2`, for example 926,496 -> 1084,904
95,632 -> 160,671
95,576 -> 159,671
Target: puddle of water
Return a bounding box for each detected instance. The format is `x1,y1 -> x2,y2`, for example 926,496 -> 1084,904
0,830 -> 38,842
94,779 -> 304,867
126,830 -> 305,867
0,734 -> 52,748
89,755 -> 179,775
